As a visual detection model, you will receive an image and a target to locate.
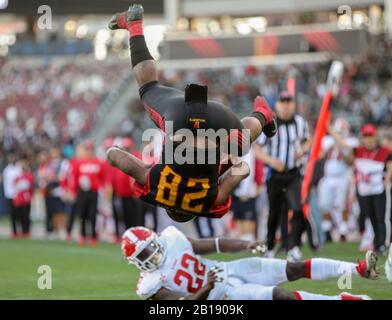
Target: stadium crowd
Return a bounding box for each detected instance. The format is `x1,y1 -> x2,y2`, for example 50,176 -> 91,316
1,52 -> 392,258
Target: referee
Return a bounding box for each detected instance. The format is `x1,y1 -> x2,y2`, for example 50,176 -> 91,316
256,91 -> 317,261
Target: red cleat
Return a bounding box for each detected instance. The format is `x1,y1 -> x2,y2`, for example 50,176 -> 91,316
78,237 -> 86,246
108,4 -> 144,31
90,238 -> 98,246
356,250 -> 379,280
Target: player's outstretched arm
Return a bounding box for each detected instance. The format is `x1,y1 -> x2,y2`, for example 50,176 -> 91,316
244,96 -> 277,143
108,4 -> 158,87
222,96 -> 277,159
188,237 -> 266,255
106,146 -> 148,186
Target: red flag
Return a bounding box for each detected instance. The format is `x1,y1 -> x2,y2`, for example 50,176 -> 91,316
287,77 -> 295,97
301,90 -> 333,218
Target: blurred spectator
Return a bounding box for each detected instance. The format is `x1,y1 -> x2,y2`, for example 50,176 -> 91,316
3,153 -> 21,234
69,141 -> 108,245
12,159 -> 34,238
330,124 -> 392,254
318,119 -> 359,242
107,137 -> 143,243
193,217 -> 215,239
37,148 -> 67,239
232,146 -> 263,241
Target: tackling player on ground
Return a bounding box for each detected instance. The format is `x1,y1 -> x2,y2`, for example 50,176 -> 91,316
122,226 -> 378,300
106,4 -> 277,222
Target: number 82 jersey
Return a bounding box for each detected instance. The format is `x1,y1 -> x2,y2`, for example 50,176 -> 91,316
134,162 -> 231,218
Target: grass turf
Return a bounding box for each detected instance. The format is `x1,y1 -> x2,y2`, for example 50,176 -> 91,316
0,239 -> 390,300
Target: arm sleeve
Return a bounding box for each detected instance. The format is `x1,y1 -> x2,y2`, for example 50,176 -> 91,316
136,273 -> 163,299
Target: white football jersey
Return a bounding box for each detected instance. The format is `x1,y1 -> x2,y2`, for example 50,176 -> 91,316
322,135 -> 358,176
136,226 -> 219,299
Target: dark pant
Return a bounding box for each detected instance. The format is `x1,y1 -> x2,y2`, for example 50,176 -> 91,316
112,196 -> 143,236
75,191 -> 98,239
45,196 -> 65,234
12,205 -> 31,235
267,171 -> 317,251
358,192 -> 386,250
44,196 -> 53,233
194,216 -> 215,238
141,202 -> 158,232
66,202 -> 77,235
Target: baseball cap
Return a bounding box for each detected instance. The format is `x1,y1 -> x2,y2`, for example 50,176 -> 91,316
361,124 -> 377,136
278,91 -> 293,102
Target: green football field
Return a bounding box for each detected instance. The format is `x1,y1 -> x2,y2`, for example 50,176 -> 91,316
0,238 -> 390,300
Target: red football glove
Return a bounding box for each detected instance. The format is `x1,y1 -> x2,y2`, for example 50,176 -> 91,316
253,96 -> 277,138
253,96 -> 274,124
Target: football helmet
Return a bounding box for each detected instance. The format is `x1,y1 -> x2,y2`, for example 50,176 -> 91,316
121,227 -> 166,272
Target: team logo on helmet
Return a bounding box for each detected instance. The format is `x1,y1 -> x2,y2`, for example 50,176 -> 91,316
121,227 -> 166,272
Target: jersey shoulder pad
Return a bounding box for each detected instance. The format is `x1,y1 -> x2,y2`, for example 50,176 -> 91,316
136,271 -> 163,299
160,226 -> 187,243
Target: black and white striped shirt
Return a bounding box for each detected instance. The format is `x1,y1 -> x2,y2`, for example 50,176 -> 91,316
258,114 -> 310,172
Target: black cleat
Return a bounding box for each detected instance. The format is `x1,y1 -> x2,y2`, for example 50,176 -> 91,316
108,4 -> 144,30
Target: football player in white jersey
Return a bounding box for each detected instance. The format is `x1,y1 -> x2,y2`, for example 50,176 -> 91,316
121,226 -> 378,300
318,118 -> 359,240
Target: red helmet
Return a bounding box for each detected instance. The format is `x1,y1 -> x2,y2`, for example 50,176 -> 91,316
121,227 -> 166,272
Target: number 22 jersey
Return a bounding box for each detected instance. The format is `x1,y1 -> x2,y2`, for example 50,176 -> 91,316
136,226 -> 219,299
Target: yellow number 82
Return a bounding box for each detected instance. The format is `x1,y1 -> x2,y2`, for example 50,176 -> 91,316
155,165 -> 210,213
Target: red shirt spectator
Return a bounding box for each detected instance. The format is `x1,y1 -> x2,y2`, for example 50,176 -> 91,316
109,151 -> 142,197
70,157 -> 107,194
13,171 -> 34,207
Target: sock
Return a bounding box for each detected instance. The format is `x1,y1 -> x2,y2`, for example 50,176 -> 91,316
129,36 -> 154,68
305,258 -> 359,280
294,291 -> 340,300
119,16 -> 153,67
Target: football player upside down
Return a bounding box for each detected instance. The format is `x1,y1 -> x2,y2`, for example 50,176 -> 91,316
106,4 -> 277,222
122,226 -> 379,300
